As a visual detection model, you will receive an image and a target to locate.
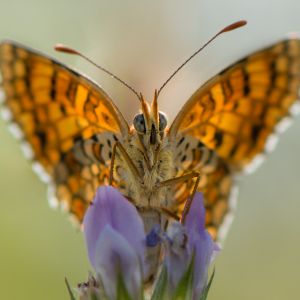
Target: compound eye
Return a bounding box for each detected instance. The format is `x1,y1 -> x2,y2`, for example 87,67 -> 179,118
159,112 -> 168,131
133,114 -> 146,133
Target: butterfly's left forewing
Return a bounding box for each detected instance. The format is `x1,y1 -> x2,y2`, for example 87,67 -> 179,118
169,38 -> 300,240
170,39 -> 300,169
0,41 -> 129,222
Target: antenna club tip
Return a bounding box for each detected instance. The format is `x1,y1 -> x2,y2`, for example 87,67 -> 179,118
221,20 -> 247,33
54,44 -> 79,55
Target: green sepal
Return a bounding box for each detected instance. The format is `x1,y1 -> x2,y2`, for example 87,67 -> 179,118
173,255 -> 195,300
116,272 -> 134,300
151,265 -> 168,300
89,290 -> 100,300
199,268 -> 215,300
65,277 -> 77,300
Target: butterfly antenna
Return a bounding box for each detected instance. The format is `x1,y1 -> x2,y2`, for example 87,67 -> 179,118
54,44 -> 142,102
157,20 -> 247,98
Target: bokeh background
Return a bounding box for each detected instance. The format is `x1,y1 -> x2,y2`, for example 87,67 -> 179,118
0,0 -> 300,299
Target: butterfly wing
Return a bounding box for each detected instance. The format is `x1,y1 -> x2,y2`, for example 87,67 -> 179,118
171,134 -> 235,241
169,39 -> 300,239
0,41 -> 129,222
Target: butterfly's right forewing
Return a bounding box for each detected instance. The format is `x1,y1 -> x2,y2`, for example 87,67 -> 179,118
0,41 -> 129,222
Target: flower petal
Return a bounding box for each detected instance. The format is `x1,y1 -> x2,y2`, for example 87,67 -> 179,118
164,222 -> 190,290
164,193 -> 220,299
83,186 -> 146,269
191,230 -> 216,299
184,193 -> 220,299
94,225 -> 142,300
184,192 -> 206,233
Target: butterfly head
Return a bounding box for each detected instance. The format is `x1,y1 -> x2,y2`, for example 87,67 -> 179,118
133,91 -> 168,148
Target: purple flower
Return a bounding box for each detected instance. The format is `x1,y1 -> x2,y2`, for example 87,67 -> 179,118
83,186 -> 146,300
165,192 -> 220,299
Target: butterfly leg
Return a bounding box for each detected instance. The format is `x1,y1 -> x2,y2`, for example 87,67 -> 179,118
155,171 -> 201,223
109,141 -> 142,185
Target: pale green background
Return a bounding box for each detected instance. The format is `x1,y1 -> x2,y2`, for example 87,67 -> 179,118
0,0 -> 300,299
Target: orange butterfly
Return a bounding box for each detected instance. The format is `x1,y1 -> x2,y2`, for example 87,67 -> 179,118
0,20 -> 299,255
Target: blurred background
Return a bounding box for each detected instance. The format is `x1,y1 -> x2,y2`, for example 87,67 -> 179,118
0,0 -> 300,299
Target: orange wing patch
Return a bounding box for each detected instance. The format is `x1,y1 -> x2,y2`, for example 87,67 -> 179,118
172,134 -> 235,241
169,39 -> 300,241
170,39 -> 300,170
0,41 -> 129,222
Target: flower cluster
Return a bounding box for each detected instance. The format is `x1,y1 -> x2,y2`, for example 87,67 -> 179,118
69,186 -> 219,300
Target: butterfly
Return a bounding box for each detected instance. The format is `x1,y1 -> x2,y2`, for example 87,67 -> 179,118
1,21 -> 300,280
